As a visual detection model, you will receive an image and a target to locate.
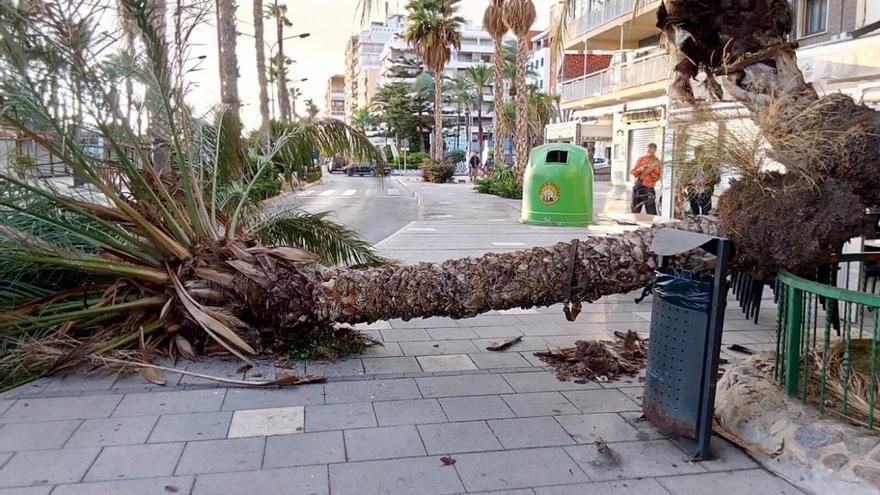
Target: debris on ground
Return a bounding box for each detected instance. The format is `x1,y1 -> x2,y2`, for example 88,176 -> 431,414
440,456 -> 456,466
713,419 -> 783,457
728,344 -> 757,355
591,437 -> 620,466
486,335 -> 522,351
534,331 -> 647,383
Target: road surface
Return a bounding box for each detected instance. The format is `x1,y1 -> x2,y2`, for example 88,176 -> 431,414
269,173 -> 419,244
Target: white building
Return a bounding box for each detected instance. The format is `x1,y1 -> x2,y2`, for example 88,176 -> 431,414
344,16 -> 403,123
323,75 -> 346,121
527,29 -> 553,93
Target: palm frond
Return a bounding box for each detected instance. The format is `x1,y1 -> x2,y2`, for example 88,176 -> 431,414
247,209 -> 391,268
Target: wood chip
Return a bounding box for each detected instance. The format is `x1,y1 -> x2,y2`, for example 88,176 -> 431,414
486,335 -> 522,351
728,344 -> 756,355
440,456 -> 456,466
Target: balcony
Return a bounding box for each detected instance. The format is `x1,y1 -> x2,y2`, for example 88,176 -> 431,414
566,0 -> 661,50
561,52 -> 670,107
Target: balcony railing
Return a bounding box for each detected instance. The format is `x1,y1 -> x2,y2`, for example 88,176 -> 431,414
561,53 -> 670,104
569,0 -> 655,40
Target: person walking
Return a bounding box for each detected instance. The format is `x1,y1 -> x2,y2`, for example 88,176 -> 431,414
685,145 -> 720,215
469,152 -> 481,182
483,152 -> 495,175
631,143 -> 662,215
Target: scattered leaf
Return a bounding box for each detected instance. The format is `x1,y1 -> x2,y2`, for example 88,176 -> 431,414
236,364 -> 253,374
164,485 -> 179,493
440,456 -> 456,466
141,368 -> 166,385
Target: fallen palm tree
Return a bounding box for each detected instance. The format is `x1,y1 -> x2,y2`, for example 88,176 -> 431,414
1,0 -> 878,390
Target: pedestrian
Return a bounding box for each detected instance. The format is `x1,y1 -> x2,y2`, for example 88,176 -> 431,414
685,146 -> 720,215
631,143 -> 662,215
469,153 -> 481,182
483,152 -> 495,175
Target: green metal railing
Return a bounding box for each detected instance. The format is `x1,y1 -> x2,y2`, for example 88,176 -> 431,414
775,253 -> 880,429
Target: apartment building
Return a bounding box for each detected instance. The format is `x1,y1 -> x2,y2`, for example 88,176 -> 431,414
552,0 -> 879,197
344,16 -> 402,123
527,29 -> 552,93
323,75 -> 346,121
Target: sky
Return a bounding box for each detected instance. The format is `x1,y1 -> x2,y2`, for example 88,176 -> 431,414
190,0 -> 557,130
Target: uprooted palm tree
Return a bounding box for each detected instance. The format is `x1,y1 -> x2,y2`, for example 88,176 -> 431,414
403,0 -> 463,162
2,0 -> 877,391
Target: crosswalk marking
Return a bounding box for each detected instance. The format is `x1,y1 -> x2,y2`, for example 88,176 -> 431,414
492,242 -> 527,247
342,189 -> 357,196
298,189 -> 314,197
387,188 -> 399,196
318,189 -> 336,196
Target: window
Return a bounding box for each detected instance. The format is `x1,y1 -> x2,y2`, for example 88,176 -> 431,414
802,0 -> 828,36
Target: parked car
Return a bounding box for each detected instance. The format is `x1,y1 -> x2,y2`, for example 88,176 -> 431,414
592,157 -> 611,170
327,156 -> 347,174
346,160 -> 392,177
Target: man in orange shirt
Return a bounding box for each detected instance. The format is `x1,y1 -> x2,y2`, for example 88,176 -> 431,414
631,143 -> 662,215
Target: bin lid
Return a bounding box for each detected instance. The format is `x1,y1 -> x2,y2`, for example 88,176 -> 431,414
651,228 -> 729,256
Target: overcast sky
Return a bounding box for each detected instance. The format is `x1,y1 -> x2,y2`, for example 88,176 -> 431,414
189,0 -> 557,130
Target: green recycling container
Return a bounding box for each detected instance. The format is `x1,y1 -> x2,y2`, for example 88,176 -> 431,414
520,143 -> 593,226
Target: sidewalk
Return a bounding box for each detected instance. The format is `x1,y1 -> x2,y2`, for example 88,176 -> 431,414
0,182 -> 799,495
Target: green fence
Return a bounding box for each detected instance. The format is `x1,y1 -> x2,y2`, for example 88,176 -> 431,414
775,253 -> 880,429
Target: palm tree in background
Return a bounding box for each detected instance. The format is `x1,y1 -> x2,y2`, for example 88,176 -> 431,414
269,0 -> 292,120
483,0 -> 508,162
403,0 -> 463,162
304,99 -> 320,122
351,107 -> 376,132
216,0 -> 240,123
502,0 -> 536,180
447,75 -> 474,152
465,64 -> 492,158
252,0 -> 271,145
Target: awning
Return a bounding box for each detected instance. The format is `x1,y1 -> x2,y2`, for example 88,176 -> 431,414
797,33 -> 880,84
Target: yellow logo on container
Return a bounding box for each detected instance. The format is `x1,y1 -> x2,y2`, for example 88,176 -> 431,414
538,182 -> 560,205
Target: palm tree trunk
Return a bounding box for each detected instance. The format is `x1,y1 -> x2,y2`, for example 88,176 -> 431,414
253,0 -> 270,147
145,0 -> 170,174
476,92 -> 484,157
455,103 -> 461,150
514,36 -> 529,181
275,1 -> 291,121
492,36 -> 506,161
433,72 -> 443,161
234,217 -> 717,327
464,106 -> 471,157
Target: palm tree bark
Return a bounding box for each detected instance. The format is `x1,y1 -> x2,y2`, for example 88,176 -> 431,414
145,0 -> 170,175
235,217 -> 719,327
514,36 -> 529,178
274,0 -> 291,121
476,87 -> 484,157
492,36 -> 506,160
253,0 -> 271,147
433,71 -> 443,161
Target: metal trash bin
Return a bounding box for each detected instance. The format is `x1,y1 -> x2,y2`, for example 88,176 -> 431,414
520,144 -> 593,226
641,229 -> 733,460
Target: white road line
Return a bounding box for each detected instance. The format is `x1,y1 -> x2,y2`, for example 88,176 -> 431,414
342,189 -> 357,196
318,189 -> 336,197
407,227 -> 437,232
488,219 -> 507,222
491,242 -> 527,247
298,190 -> 315,197
387,188 -> 400,196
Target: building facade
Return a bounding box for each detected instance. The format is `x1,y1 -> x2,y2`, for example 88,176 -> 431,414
344,16 -> 401,123
527,29 -> 552,93
323,74 -> 346,121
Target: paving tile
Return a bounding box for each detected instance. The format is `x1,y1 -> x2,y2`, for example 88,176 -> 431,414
471,491 -> 536,495
474,337 -> 550,352
0,487 -> 53,495
362,342 -> 404,357
344,425 -> 426,461
390,317 -> 460,329
555,413 -> 644,443
500,392 -> 579,417
438,395 -> 515,421
84,443 -> 183,481
374,399 -> 447,426
148,411 -> 231,443
658,470 -> 804,495
562,389 -> 640,414
0,420 -> 80,452
459,315 -> 522,327
329,456 -> 463,495
355,321 -> 392,331
618,411 -> 668,440
221,385 -> 324,410
0,401 -> 12,416
228,406 -> 304,438
535,478 -> 671,495
472,326 -> 523,339
51,476 -> 194,495
0,448 -> 99,487
418,421 -> 503,454
470,353 -> 531,369
699,438 -> 760,471
566,439 -> 705,481
426,327 -> 479,340
516,323 -> 569,336
175,437 -> 264,475
43,372 -> 118,393
454,447 -> 589,492
362,357 -> 422,374
305,359 -> 364,378
417,354 -> 478,372
381,329 -> 431,342
400,340 -> 479,356
65,416 -> 158,447
502,372 -> 600,393
192,465 -> 328,495
0,453 -> 10,469
113,389 -> 225,417
324,379 -> 421,404
519,352 -> 551,367
305,402 -> 376,431
416,374 -> 514,398
0,396 -> 121,423
263,431 -> 345,468
488,416 -> 575,449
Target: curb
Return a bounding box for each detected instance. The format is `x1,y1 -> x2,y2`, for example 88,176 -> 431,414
395,177 -> 423,211
261,178 -> 324,207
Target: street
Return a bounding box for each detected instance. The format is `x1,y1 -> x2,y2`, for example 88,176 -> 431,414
269,173 -> 419,244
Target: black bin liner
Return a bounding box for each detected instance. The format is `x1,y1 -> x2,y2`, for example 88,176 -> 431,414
643,267 -> 715,438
